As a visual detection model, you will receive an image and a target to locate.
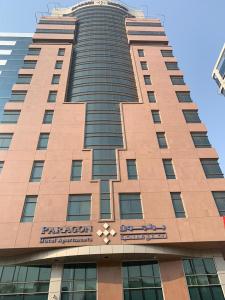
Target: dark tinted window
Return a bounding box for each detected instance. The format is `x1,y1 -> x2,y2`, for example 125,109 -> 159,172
200,159 -> 224,179
183,110 -> 201,123
144,75 -> 151,85
140,61 -> 148,70
157,132 -> 167,148
22,60 -> 37,69
52,74 -> 60,84
191,132 -> 211,148
161,50 -> 173,57
71,160 -> 82,181
120,193 -> 143,219
0,133 -> 13,150
176,91 -> 192,102
128,31 -> 165,36
43,110 -> 54,124
127,159 -> 138,180
55,60 -> 63,69
147,91 -> 156,103
29,161 -> 44,182
16,75 -> 32,84
10,91 -> 27,102
21,196 -> 37,222
152,110 -> 161,123
171,192 -> 186,218
138,49 -> 144,57
27,48 -> 41,55
67,194 -> 91,221
212,191 -> 225,216
1,110 -> 20,123
170,76 -> 185,85
165,62 -> 179,70
37,133 -> 49,150
0,161 -> 4,174
48,91 -> 57,102
58,48 -> 65,56
163,159 -> 176,179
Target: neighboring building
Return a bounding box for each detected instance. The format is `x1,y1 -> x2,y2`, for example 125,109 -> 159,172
212,43 -> 225,96
0,1 -> 225,300
0,33 -> 33,119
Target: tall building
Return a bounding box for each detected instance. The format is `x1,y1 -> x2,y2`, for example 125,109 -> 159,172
212,43 -> 225,96
0,1 -> 225,300
0,33 -> 32,118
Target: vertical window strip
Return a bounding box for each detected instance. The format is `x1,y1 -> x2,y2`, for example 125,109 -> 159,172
163,159 -> 176,179
170,192 -> 186,218
127,159 -> 138,179
29,161 -> 44,182
71,160 -> 82,181
21,196 -> 37,222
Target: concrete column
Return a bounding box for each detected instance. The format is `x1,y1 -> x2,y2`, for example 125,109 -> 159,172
214,254 -> 225,297
97,262 -> 123,300
48,263 -> 64,300
160,260 -> 190,300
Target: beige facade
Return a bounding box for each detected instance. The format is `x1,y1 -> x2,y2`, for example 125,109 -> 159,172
0,1 -> 224,300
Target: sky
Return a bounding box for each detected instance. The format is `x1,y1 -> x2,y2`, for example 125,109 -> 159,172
0,0 -> 225,171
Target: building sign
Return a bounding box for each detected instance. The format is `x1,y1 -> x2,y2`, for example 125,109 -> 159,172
120,224 -> 167,241
40,226 -> 93,244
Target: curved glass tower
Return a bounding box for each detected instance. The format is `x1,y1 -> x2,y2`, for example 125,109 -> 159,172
66,3 -> 139,219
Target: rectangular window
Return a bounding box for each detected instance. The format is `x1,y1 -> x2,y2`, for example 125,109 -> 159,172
147,91 -> 156,102
0,133 -> 13,150
152,110 -> 161,123
138,49 -> 144,57
140,61 -> 148,70
10,91 -> 27,102
43,110 -> 54,124
126,21 -> 161,27
36,29 -> 74,34
22,60 -> 37,69
29,161 -> 44,182
61,264 -> 96,300
200,159 -> 224,179
176,91 -> 192,102
163,159 -> 176,179
161,50 -> 173,57
122,261 -> 164,300
20,196 -> 37,222
212,191 -> 225,216
55,60 -> 63,69
144,75 -> 151,85
183,258 -> 224,300
165,62 -> 179,70
157,132 -> 167,148
47,91 -> 57,102
16,75 -> 32,84
1,110 -> 20,124
0,161 -> 4,174
119,193 -> 143,219
128,31 -> 165,36
191,132 -> 211,148
183,110 -> 201,123
51,74 -> 60,84
127,159 -> 138,180
170,76 -> 185,85
67,194 -> 91,221
71,160 -> 82,181
58,48 -> 65,56
171,192 -> 186,218
27,48 -> 41,56
37,133 -> 49,150
39,20 -> 76,25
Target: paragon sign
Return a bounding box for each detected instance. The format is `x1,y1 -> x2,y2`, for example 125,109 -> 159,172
40,226 -> 93,244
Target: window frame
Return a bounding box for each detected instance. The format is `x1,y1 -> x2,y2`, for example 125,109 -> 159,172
119,193 -> 143,220
20,195 -> 37,223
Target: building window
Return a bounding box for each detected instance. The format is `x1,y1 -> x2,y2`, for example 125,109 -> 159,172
16,74 -> 32,84
138,49 -> 144,57
58,48 -> 65,56
212,191 -> 225,216
126,21 -> 161,27
71,160 -> 82,181
37,133 -> 49,150
157,132 -> 167,148
61,264 -> 96,300
144,75 -> 151,85
0,161 -> 4,174
51,74 -> 60,84
43,110 -> 54,124
191,132 -> 211,148
140,61 -> 148,70
55,60 -> 63,69
171,192 -> 186,218
48,91 -> 57,103
67,194 -> 91,221
29,161 -> 44,182
10,91 -> 27,102
165,62 -> 179,70
0,265 -> 51,299
128,31 -> 165,36
20,196 -> 37,222
163,159 -> 176,179
0,133 -> 13,150
183,258 -> 224,300
170,76 -> 185,85
183,110 -> 201,123
161,50 -> 173,57
122,261 -> 164,300
151,110 -> 161,123
22,60 -> 37,69
200,159 -> 224,179
147,91 -> 156,102
27,48 -> 41,55
127,159 -> 138,180
119,193 -> 143,219
176,91 -> 192,102
1,110 -> 20,124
